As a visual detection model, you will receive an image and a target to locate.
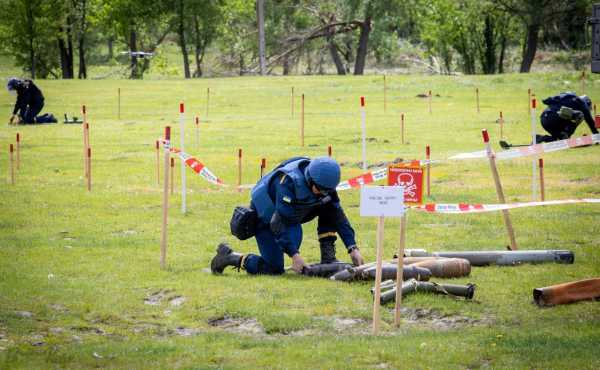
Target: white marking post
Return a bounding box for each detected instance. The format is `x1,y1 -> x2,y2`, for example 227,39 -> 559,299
161,126 -> 171,269
170,157 -> 175,195
179,103 -> 187,214
360,96 -> 367,171
539,158 -> 545,201
360,185 -> 405,335
531,97 -> 538,201
482,129 -> 518,250
15,133 -> 20,170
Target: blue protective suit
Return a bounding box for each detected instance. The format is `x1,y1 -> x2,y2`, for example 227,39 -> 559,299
244,157 -> 357,275
538,93 -> 598,142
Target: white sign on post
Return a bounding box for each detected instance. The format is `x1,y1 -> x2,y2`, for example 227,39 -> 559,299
360,186 -> 405,217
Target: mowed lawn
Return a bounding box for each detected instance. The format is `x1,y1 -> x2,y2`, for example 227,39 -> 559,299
1,72 -> 600,369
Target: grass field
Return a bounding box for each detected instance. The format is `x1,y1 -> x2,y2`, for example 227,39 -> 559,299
1,71 -> 600,369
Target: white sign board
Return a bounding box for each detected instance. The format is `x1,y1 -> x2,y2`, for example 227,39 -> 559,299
360,186 -> 405,217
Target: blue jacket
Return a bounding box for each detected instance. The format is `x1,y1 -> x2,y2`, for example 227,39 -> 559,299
542,93 -> 598,134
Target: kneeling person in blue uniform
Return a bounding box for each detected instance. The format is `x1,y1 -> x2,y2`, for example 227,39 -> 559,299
211,156 -> 364,275
536,92 -> 598,143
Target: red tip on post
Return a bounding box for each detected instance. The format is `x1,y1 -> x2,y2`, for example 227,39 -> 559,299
16,133 -> 20,142
426,145 -> 430,156
238,148 -> 242,158
532,98 -> 537,109
165,126 -> 171,141
328,145 -> 332,157
261,158 -> 266,168
179,103 -> 184,113
360,96 -> 365,107
481,129 -> 490,143
538,158 -> 544,168
82,105 -> 86,114
10,144 -> 13,153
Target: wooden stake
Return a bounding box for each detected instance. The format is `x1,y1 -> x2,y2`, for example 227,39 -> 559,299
372,215 -> 385,335
155,140 -> 160,185
328,145 -> 332,157
301,94 -> 305,147
15,133 -> 20,170
195,116 -> 200,150
179,102 -> 187,214
527,88 -> 531,114
291,87 -> 294,118
394,213 -> 407,327
86,148 -> 91,192
118,88 -> 121,120
499,111 -> 504,139
84,123 -> 89,179
383,75 -> 387,113
476,87 -> 480,113
360,96 -> 367,171
260,158 -> 266,178
9,144 -> 14,185
206,87 -> 210,117
237,149 -> 243,192
401,113 -> 405,145
428,90 -> 432,114
170,157 -> 175,195
426,145 -> 431,197
160,126 -> 171,270
539,158 -> 545,202
581,70 -> 586,95
482,129 -> 518,250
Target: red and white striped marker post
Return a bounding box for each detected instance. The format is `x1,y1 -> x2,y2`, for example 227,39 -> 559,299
86,148 -> 91,192
118,88 -> 121,120
328,145 -> 332,157
394,212 -> 407,327
170,157 -> 175,195
531,97 -> 538,201
179,102 -> 187,214
9,144 -> 14,185
539,158 -> 545,202
260,158 -> 266,178
383,75 -> 387,113
426,145 -> 431,197
482,129 -> 518,250
301,94 -> 305,147
15,133 -> 20,170
237,149 -> 243,192
428,90 -> 432,114
476,87 -> 480,113
160,126 -> 171,270
360,96 -> 367,171
401,113 -> 405,145
206,87 -> 210,117
499,111 -> 504,139
195,116 -> 200,150
291,87 -> 295,118
155,140 -> 160,185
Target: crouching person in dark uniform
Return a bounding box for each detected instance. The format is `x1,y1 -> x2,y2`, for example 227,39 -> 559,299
537,92 -> 598,143
211,157 -> 364,275
6,77 -> 56,124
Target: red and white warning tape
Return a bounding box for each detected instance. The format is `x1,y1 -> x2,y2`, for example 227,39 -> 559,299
168,146 -> 225,186
449,134 -> 600,160
410,198 -> 600,214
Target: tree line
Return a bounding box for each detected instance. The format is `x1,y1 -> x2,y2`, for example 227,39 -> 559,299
0,0 -> 593,79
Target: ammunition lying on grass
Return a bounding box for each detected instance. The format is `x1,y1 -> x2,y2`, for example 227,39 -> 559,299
374,279 -> 476,305
533,278 -> 600,306
302,262 -> 354,278
410,258 -> 471,278
404,249 -> 574,266
330,262 -> 431,282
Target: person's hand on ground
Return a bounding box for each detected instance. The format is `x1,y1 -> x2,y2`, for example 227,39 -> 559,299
9,115 -> 16,125
291,253 -> 308,273
350,247 -> 364,266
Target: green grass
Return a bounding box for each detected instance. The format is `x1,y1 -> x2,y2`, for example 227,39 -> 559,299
1,71 -> 600,369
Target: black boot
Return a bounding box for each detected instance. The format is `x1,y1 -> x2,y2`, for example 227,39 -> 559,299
319,240 -> 339,264
211,243 -> 243,274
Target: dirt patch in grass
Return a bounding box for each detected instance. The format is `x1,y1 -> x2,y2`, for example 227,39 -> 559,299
396,307 -> 493,331
208,316 -> 265,335
143,289 -> 176,306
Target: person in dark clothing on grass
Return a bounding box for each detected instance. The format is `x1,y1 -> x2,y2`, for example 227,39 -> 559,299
536,92 -> 598,143
211,156 -> 365,275
6,77 -> 56,124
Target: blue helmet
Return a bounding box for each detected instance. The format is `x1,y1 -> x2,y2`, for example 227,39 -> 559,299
6,77 -> 21,93
305,157 -> 341,192
580,95 -> 592,110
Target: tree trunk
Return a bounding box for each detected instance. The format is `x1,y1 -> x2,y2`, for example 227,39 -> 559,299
520,23 -> 540,73
129,29 -> 139,79
239,53 -> 245,76
498,32 -> 507,74
482,16 -> 496,74
354,17 -> 371,75
107,36 -> 113,59
25,1 -> 35,78
58,32 -> 69,78
66,19 -> 74,78
327,30 -> 345,75
282,54 -> 289,75
178,0 -> 191,78
256,0 -> 266,75
192,15 -> 203,77
77,0 -> 87,79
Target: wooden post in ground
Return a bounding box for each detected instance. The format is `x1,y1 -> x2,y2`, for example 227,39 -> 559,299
401,113 -> 405,145
383,75 -> 387,113
372,215 -> 385,335
155,140 -> 160,185
476,88 -> 480,113
328,145 -> 332,157
594,104 -> 597,118
83,105 -> 88,178
118,88 -> 121,120
206,87 -> 210,117
527,88 -> 531,114
499,111 -> 504,139
581,70 -> 586,95
86,148 -> 91,192
428,90 -> 432,114
539,158 -> 545,201
195,116 -> 200,150
482,129 -> 518,250
160,126 -> 171,270
426,145 -> 431,197
260,158 -> 266,178
360,96 -> 367,171
84,123 -> 90,179
237,149 -> 243,192
394,213 -> 407,327
170,157 -> 175,195
301,94 -> 305,147
15,133 -> 20,170
9,144 -> 14,185
291,87 -> 294,118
